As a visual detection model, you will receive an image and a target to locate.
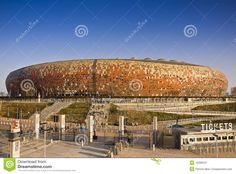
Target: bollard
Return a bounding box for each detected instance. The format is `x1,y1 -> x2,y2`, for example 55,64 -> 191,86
153,144 -> 156,151
118,143 -> 122,151
81,140 -> 84,147
38,93 -> 41,103
112,146 -> 117,155
116,146 -> 119,155
113,145 -> 119,155
110,151 -> 114,158
59,115 -> 66,141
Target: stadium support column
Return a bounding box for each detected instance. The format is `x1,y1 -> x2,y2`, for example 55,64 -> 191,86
35,113 -> 40,139
9,120 -> 21,157
119,116 -> 125,139
89,115 -> 94,143
59,115 -> 66,140
153,117 -> 158,150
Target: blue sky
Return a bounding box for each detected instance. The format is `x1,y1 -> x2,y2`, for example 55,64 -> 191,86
0,0 -> 236,92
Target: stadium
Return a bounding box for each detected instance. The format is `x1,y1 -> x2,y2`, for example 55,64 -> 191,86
5,58 -> 228,98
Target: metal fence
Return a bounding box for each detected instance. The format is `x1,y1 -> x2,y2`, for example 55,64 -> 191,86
0,130 -> 9,157
96,127 -> 152,149
184,142 -> 236,155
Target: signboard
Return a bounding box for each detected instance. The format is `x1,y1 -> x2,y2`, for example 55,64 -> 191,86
201,122 -> 233,132
11,120 -> 20,133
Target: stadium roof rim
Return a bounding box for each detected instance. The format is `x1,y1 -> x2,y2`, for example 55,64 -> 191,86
10,58 -> 204,72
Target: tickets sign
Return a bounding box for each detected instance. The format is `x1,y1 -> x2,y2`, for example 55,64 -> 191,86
201,122 -> 233,132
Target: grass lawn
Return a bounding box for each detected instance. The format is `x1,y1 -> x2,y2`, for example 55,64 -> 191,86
108,104 -> 212,125
193,102 -> 236,112
0,102 -> 53,119
57,102 -> 91,123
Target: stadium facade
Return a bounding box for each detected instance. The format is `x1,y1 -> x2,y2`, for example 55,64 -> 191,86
5,59 -> 228,97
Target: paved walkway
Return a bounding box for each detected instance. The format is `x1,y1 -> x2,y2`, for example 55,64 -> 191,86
21,141 -> 110,158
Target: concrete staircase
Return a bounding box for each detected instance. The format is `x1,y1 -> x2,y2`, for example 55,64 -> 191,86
31,101 -> 74,122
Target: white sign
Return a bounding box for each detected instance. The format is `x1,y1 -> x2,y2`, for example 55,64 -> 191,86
201,122 -> 233,132
59,115 -> 65,130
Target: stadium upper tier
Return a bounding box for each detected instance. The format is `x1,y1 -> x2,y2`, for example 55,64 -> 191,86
6,59 -> 228,97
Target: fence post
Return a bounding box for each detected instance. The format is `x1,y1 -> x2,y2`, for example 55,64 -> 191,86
34,113 -> 40,139
119,116 -> 125,138
59,115 -> 65,141
89,115 -> 94,143
153,117 -> 158,148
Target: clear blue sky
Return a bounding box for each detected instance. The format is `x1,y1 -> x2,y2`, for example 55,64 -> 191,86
0,0 -> 236,93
